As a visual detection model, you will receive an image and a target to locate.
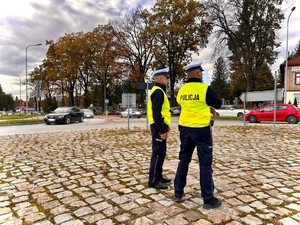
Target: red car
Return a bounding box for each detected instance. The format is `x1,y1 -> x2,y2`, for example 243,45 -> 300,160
245,104 -> 300,124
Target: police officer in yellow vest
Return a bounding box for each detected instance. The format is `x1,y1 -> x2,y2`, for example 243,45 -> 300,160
174,62 -> 222,209
147,68 -> 172,189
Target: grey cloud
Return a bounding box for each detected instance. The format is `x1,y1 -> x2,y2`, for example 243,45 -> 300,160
0,0 -> 155,82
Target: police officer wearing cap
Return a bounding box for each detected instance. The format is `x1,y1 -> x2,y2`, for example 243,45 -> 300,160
174,62 -> 222,209
147,68 -> 172,189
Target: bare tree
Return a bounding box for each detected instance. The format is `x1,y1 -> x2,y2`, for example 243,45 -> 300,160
112,7 -> 154,85
206,0 -> 284,92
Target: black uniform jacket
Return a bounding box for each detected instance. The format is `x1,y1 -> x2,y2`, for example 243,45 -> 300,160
150,82 -> 169,134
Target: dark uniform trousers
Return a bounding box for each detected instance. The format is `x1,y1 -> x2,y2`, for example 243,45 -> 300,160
148,124 -> 166,186
174,126 -> 214,200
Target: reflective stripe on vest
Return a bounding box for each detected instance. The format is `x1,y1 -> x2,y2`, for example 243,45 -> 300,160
177,83 -> 210,127
147,86 -> 171,125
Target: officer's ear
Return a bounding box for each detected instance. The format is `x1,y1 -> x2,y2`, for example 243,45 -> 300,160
198,70 -> 203,78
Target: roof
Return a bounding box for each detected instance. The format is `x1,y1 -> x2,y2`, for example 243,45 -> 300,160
280,55 -> 300,67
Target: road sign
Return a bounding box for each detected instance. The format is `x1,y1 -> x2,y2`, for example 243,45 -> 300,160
239,89 -> 284,102
136,82 -> 154,90
34,80 -> 42,86
35,90 -> 43,98
55,95 -> 62,102
122,93 -> 136,108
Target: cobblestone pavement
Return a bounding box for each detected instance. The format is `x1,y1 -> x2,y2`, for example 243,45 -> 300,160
0,124 -> 300,225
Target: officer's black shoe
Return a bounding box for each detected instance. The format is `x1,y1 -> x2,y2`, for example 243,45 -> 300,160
160,177 -> 172,183
203,197 -> 222,209
174,196 -> 185,203
149,182 -> 168,190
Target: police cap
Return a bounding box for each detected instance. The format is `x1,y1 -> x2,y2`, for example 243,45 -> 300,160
152,68 -> 169,77
184,62 -> 204,72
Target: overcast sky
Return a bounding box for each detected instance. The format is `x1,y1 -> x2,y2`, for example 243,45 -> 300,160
0,0 -> 299,99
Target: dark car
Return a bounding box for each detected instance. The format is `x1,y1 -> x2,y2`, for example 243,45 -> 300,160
44,106 -> 84,125
245,104 -> 300,124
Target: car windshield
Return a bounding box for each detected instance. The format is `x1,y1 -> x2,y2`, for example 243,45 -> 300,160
291,105 -> 300,110
54,107 -> 70,113
82,109 -> 92,112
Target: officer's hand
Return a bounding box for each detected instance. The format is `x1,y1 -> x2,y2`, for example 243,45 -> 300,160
210,108 -> 217,116
160,133 -> 167,140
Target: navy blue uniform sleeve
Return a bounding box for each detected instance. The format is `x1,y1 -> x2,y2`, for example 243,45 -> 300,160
151,89 -> 168,133
206,86 -> 222,109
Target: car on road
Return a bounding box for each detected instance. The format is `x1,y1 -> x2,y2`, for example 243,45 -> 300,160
82,108 -> 94,118
120,108 -> 142,118
170,107 -> 181,115
215,105 -> 249,117
44,106 -> 84,125
245,103 -> 300,124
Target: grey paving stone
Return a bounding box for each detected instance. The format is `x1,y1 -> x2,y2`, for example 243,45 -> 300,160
192,219 -> 213,225
91,201 -> 112,211
0,201 -> 10,207
0,213 -> 13,223
42,200 -> 61,210
60,219 -> 84,225
32,220 -> 54,225
82,213 -> 105,223
132,216 -> 154,225
49,205 -> 69,215
96,218 -> 114,225
286,203 -> 300,211
240,214 -> 263,225
24,212 -> 46,223
164,214 -> 189,225
279,217 -> 300,225
54,213 -> 73,224
73,206 -> 94,217
85,195 -> 103,204
114,213 -> 131,222
16,206 -> 39,217
292,212 -> 300,222
1,218 -> 23,225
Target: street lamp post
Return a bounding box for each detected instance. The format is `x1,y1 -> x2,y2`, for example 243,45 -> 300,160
19,75 -> 23,112
284,6 -> 296,103
25,43 -> 42,114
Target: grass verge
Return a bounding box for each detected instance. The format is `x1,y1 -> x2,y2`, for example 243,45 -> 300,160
0,119 -> 44,126
0,114 -> 44,125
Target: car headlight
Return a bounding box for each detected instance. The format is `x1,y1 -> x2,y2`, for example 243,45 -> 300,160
44,116 -> 48,119
58,115 -> 64,118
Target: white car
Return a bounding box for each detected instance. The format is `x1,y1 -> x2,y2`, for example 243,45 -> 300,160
82,109 -> 94,118
170,107 -> 181,115
215,106 -> 249,117
120,109 -> 142,118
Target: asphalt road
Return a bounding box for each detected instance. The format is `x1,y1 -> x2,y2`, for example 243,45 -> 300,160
0,116 -> 246,136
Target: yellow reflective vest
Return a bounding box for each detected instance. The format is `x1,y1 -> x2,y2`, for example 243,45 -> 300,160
177,82 -> 211,127
148,86 -> 171,125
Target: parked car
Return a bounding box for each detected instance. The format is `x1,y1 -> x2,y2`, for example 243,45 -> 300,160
245,104 -> 300,124
120,108 -> 142,118
170,107 -> 181,115
82,108 -> 94,118
44,106 -> 84,125
215,105 -> 249,117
